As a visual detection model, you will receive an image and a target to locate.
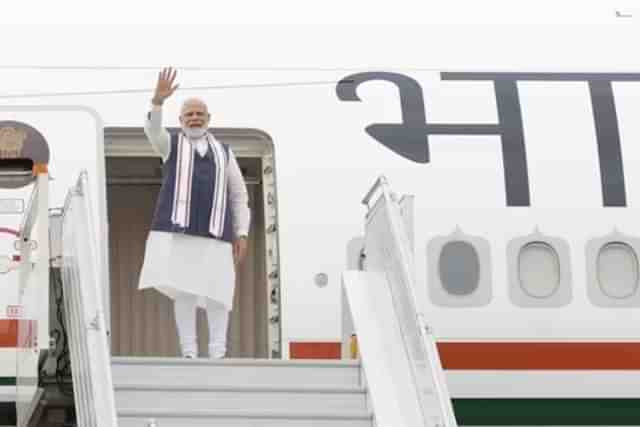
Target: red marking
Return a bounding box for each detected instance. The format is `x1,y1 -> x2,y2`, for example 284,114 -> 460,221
0,320 -> 37,348
289,341 -> 640,369
437,342 -> 640,370
0,227 -> 18,236
290,342 -> 341,359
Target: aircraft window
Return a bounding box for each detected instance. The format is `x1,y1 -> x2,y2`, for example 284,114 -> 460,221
517,242 -> 561,299
438,240 -> 480,296
597,242 -> 639,299
428,230 -> 492,308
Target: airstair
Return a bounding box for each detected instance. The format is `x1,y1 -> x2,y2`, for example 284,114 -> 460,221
15,163 -> 455,426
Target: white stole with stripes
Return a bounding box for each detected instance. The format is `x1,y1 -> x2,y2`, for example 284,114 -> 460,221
171,132 -> 228,238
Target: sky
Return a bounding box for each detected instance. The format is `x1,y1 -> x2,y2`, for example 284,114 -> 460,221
4,0 -> 639,25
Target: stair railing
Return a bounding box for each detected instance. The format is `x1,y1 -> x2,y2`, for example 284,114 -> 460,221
59,171 -> 118,427
362,176 -> 457,427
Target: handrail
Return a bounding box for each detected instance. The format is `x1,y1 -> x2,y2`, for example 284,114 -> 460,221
60,171 -> 118,427
363,176 -> 457,427
15,172 -> 47,427
362,176 -> 389,207
18,183 -> 38,243
374,178 -> 428,425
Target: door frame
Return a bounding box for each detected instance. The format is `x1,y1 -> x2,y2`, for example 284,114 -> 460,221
103,127 -> 282,358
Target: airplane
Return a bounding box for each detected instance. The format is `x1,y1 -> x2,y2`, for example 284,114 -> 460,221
0,18 -> 639,426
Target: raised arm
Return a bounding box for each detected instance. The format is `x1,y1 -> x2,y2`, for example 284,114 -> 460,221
144,68 -> 179,161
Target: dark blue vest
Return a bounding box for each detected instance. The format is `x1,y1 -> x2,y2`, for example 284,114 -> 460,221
151,132 -> 234,242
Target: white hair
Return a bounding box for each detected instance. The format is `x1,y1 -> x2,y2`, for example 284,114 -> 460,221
180,97 -> 209,115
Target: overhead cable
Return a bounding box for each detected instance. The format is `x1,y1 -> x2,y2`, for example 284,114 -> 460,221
0,80 -> 354,99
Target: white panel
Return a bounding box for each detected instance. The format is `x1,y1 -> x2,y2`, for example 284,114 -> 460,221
61,173 -> 117,427
446,370 -> 640,398
0,107 -> 108,348
342,271 -> 422,427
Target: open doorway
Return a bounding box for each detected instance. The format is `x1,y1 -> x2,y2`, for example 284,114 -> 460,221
104,127 -> 280,358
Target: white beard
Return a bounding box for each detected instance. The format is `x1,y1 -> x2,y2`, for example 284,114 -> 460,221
183,127 -> 207,139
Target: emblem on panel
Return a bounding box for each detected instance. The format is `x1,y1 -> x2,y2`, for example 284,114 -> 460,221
0,121 -> 50,189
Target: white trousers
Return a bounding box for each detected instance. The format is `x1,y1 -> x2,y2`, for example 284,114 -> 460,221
174,292 -> 230,358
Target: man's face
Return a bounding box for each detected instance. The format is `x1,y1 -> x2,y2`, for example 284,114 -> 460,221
180,101 -> 210,130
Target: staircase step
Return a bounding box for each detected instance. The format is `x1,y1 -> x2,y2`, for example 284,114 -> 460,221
117,409 -> 373,427
115,384 -> 367,413
111,357 -> 362,388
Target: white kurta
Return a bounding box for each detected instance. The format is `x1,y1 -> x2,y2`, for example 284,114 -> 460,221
138,107 -> 251,311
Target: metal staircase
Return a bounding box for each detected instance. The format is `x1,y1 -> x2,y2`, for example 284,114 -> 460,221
53,173 -> 452,427
111,357 -> 374,427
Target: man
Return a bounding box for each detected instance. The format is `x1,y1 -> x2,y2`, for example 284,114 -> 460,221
138,68 -> 250,359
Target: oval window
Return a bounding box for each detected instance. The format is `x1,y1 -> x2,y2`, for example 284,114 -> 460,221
518,241 -> 561,299
438,241 -> 480,296
597,242 -> 639,299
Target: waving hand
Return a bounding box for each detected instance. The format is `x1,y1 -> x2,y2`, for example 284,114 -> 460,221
152,67 -> 179,106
